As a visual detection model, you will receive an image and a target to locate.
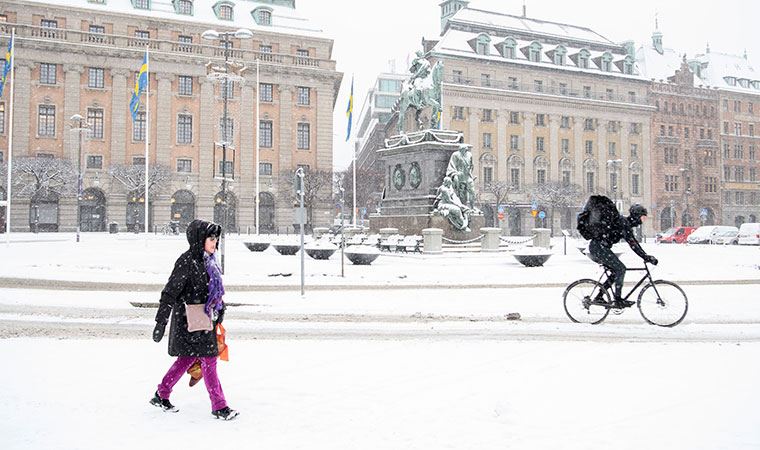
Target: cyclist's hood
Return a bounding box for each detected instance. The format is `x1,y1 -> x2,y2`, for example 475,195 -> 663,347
186,219 -> 221,260
626,215 -> 643,227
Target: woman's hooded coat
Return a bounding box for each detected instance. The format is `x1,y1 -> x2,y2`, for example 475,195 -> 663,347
155,219 -> 224,357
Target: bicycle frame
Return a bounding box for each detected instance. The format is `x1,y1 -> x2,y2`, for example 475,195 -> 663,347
595,264 -> 657,302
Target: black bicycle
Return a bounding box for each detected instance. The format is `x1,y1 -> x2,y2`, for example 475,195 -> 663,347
563,263 -> 688,327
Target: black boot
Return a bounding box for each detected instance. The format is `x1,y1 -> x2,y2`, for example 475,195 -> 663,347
212,406 -> 240,421
150,391 -> 179,413
611,297 -> 635,309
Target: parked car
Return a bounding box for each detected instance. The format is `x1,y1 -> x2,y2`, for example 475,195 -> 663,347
657,226 -> 696,244
737,223 -> 760,245
687,226 -> 719,244
711,228 -> 740,245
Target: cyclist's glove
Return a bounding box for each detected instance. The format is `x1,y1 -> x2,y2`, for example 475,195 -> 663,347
644,255 -> 658,265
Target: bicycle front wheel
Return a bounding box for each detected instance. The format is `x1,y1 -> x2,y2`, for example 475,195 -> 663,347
637,280 -> 688,327
563,279 -> 611,325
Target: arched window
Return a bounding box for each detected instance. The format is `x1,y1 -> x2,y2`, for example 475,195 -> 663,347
526,41 -> 542,62
170,190 -> 196,231
174,0 -> 193,15
660,207 -> 676,231
80,188 -> 107,232
214,191 -> 237,233
474,33 -> 491,56
213,1 -> 234,20
596,52 -> 613,72
252,6 -> 272,25
615,55 -> 634,75
499,37 -> 517,59
534,155 -> 549,184
575,49 -> 591,69
551,45 -> 567,66
508,155 -> 524,190
258,192 -> 276,232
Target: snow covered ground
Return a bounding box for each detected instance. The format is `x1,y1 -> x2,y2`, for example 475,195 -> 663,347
1,232 -> 759,449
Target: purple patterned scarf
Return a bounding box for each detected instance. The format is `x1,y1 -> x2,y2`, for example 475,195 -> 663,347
204,252 -> 225,317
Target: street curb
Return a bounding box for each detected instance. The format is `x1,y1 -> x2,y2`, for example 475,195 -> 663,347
1,277 -> 759,292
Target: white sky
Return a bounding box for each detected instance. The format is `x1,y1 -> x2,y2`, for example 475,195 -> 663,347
296,0 -> 760,170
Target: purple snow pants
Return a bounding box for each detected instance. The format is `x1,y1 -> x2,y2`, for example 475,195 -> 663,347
157,356 -> 227,411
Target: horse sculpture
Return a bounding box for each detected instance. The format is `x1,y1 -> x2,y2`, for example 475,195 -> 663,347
396,60 -> 443,133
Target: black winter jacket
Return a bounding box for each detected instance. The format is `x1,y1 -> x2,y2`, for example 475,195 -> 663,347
155,219 -> 224,357
594,215 -> 648,259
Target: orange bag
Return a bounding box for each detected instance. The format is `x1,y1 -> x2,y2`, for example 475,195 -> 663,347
217,323 -> 229,362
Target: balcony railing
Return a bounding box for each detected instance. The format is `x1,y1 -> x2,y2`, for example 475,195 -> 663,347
0,22 -> 335,70
445,74 -> 650,106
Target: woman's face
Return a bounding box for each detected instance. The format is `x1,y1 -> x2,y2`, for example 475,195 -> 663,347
204,236 -> 218,254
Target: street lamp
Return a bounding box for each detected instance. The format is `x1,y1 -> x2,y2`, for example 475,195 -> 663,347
70,114 -> 91,243
606,159 -> 623,206
680,167 -> 692,226
202,28 -> 253,274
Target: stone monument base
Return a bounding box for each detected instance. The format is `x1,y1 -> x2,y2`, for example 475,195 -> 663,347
370,213 -> 485,240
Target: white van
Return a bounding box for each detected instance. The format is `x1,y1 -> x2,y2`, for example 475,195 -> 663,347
687,226 -> 719,244
738,223 -> 760,245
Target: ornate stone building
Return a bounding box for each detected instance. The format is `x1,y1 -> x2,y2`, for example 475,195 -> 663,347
0,0 -> 341,233
424,1 -> 654,235
637,29 -> 721,231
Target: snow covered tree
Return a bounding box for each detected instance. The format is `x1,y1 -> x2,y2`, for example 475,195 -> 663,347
10,156 -> 78,200
334,166 -> 385,218
480,181 -> 515,226
278,168 -> 332,230
528,181 -> 583,233
108,164 -> 171,199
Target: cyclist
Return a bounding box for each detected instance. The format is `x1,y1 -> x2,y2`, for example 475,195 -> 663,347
588,204 -> 658,308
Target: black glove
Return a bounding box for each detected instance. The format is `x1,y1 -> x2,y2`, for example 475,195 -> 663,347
645,255 -> 658,265
152,322 -> 166,343
217,305 -> 226,325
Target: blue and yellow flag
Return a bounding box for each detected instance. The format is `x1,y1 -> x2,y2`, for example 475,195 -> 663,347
345,75 -> 353,142
0,34 -> 13,98
129,50 -> 148,121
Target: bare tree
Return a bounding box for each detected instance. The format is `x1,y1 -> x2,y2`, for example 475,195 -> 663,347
11,157 -> 78,200
335,166 -> 385,217
277,168 -> 333,228
480,181 -> 515,226
528,182 -> 583,232
109,164 -> 171,199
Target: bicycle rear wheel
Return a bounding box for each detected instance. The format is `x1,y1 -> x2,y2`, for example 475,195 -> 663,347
637,280 -> 688,327
563,279 -> 611,325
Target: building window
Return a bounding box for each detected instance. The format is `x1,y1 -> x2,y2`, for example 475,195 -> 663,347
297,86 -> 310,106
534,80 -> 543,93
630,122 -> 641,134
510,135 -> 519,150
750,145 -> 756,160
751,168 -> 757,182
584,118 -> 595,131
259,44 -> 273,62
528,42 -> 541,62
177,75 -> 193,96
135,30 -> 150,40
609,172 -> 618,192
86,155 -> 103,169
734,101 -> 741,113
259,83 -> 273,102
509,111 -> 519,124
561,138 -> 569,154
585,140 -> 593,155
40,20 -> 58,38
668,126 -> 674,137
606,88 -> 614,100
665,175 -> 679,192
560,116 -> 569,128
453,106 -> 464,120
684,127 -> 690,139
40,63 -> 56,85
585,172 -> 595,192
664,147 -> 678,164
178,35 -> 193,52
482,109 -> 493,122
536,137 -> 545,152
608,121 -> 618,133
88,25 -> 105,43
631,174 -> 640,195
559,83 -> 568,95
297,123 -> 310,150
87,108 -> 104,139
295,49 -> 310,65
476,35 -> 490,55
0,102 -> 4,134
608,142 -> 616,157
750,124 -> 755,137
724,165 -> 732,181
132,157 -> 144,166
218,4 -> 233,21
705,176 -> 717,193
583,86 -> 591,98
734,144 -> 744,159
535,114 -> 545,126
630,143 -> 638,158
133,0 -> 150,9
133,111 -> 145,141
508,77 -> 518,89
735,123 -> 742,136
38,105 -> 56,137
219,117 -> 233,143
177,114 -> 192,144
88,67 -> 105,89
723,121 -> 729,134
481,73 -> 491,87
452,70 -> 463,83
174,158 -> 192,173
176,0 -> 193,15
483,166 -> 493,184
578,50 -> 590,69
259,120 -> 273,148
482,133 -> 492,149
562,170 -> 571,186
259,162 -> 272,175
536,168 -> 546,184
510,168 -> 520,189
222,81 -> 234,100
255,8 -> 272,25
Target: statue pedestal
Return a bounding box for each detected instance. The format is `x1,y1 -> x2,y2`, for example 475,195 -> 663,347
371,213 -> 484,240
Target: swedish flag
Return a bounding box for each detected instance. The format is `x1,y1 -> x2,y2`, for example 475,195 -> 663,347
0,35 -> 13,98
345,75 -> 353,142
129,50 -> 148,121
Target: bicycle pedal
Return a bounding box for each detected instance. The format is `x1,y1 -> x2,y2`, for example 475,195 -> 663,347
611,308 -> 625,315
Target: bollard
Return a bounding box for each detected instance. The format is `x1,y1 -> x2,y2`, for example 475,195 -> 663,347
531,228 -> 551,249
313,227 -> 328,240
480,227 -> 501,252
422,228 -> 443,254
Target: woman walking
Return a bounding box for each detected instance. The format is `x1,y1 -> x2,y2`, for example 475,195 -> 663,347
150,219 -> 239,420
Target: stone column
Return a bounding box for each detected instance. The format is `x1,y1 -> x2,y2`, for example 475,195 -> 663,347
641,119 -> 653,236
468,108 -> 480,170
480,227 -> 501,252
63,64 -> 84,160
277,85 -> 293,231
110,68 -> 129,165
422,228 -> 442,254
197,77 -> 215,220
239,83 -> 255,228
597,118 -> 608,191
523,112 -> 534,185
532,227 -> 551,249
496,108 -> 508,183
573,117 -> 585,187
549,114 -> 560,182
155,72 -> 173,167
619,121 -> 629,207
12,62 -> 33,156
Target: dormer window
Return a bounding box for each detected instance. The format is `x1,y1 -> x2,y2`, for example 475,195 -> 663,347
753,80 -> 760,90
550,45 -> 566,66
738,78 -> 750,88
174,0 -> 193,15
572,48 -> 590,69
615,55 -> 635,75
132,0 -> 150,9
595,52 -> 613,72
524,41 -> 542,63
472,33 -> 490,56
724,77 -> 736,86
499,37 -> 517,59
252,7 -> 272,26
213,1 -> 234,21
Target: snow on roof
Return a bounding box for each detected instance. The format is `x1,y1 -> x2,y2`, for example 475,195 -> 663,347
432,28 -> 644,80
635,44 -> 687,83
693,51 -> 760,94
24,0 -> 328,39
449,8 -> 615,46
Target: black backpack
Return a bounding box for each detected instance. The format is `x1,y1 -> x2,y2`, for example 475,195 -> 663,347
577,195 -> 619,240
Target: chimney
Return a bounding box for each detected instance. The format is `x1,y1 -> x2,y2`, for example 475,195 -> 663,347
522,1 -> 527,18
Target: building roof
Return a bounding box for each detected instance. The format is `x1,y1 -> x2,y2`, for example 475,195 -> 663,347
693,51 -> 760,94
636,42 -> 688,83
23,0 -> 327,39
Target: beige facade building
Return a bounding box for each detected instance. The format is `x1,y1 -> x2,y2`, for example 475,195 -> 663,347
425,1 -> 654,235
0,0 -> 341,233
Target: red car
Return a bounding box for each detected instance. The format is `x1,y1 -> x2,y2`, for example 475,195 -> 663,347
657,226 -> 697,244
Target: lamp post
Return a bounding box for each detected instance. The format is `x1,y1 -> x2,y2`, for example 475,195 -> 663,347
70,114 -> 91,243
607,159 -> 623,207
202,28 -> 253,274
680,167 -> 692,226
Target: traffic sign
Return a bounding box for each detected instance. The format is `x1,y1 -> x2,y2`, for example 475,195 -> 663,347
531,210 -> 538,217
538,211 -> 546,219
531,201 -> 538,211
497,205 -> 505,214
497,213 -> 505,221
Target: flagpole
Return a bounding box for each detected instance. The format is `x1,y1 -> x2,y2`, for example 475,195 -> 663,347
144,45 -> 149,240
352,141 -> 356,227
4,29 -> 15,245
255,57 -> 260,235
